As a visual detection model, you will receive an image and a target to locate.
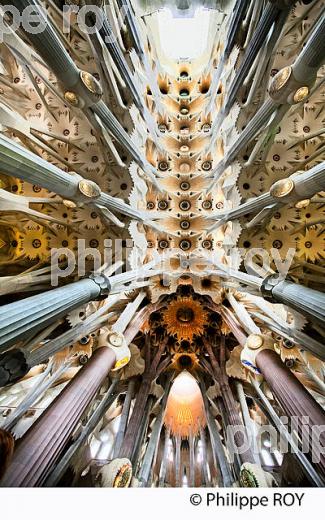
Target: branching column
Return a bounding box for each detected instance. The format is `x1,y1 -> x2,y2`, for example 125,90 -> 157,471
0,276 -> 104,351
261,276 -> 325,327
200,428 -> 210,486
242,334 -> 325,478
199,376 -> 234,487
113,378 -> 136,459
175,435 -> 182,488
158,428 -> 170,487
256,349 -> 325,477
138,374 -> 173,487
204,337 -> 255,466
118,335 -> 168,460
189,433 -> 195,487
0,346 -> 116,486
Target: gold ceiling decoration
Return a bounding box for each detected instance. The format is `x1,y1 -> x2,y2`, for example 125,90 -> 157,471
162,297 -> 208,340
170,353 -> 199,372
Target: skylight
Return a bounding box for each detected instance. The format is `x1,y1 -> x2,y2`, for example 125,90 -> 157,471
157,7 -> 211,60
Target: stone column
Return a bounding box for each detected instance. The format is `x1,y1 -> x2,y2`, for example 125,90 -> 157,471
113,379 -> 136,458
211,98 -> 276,182
206,0 -> 249,114
250,377 -> 324,487
13,0 -> 80,86
292,13 -> 325,85
204,338 -> 256,466
118,335 -> 168,461
10,0 -> 159,187
214,268 -> 325,328
189,433 -> 195,487
210,10 -> 325,185
200,428 -> 210,486
236,381 -> 260,464
224,1 -> 293,113
224,0 -> 250,59
132,395 -> 155,471
257,349 -> 325,477
98,15 -> 144,114
261,276 -> 325,327
0,134 -> 148,222
175,435 -> 182,487
199,376 -> 234,487
242,334 -> 325,478
211,160 -> 325,224
0,346 -> 117,486
219,306 -> 247,346
0,276 -> 105,351
44,378 -> 120,487
0,270 -> 160,387
158,428 -> 170,487
138,374 -> 173,487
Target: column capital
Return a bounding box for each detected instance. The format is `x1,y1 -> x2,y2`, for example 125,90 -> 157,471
260,274 -> 282,300
269,65 -> 309,105
78,179 -> 101,200
89,273 -> 111,296
241,334 -> 276,375
64,70 -> 103,109
270,177 -> 295,200
98,328 -> 131,371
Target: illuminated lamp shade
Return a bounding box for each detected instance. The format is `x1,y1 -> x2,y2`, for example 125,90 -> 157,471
164,371 -> 206,438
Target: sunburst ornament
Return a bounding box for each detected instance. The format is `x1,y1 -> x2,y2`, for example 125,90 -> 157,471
163,297 -> 207,340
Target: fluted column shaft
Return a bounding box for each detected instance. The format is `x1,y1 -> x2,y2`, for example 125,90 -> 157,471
205,340 -> 255,465
12,0 -> 80,87
211,193 -> 272,222
256,349 -> 325,477
236,381 -> 260,464
0,134 -> 81,199
158,428 -> 170,487
189,433 -> 195,487
211,12 -> 325,184
175,435 -> 181,487
0,135 -> 146,220
207,0 -> 249,114
138,375 -> 172,486
225,2 -> 286,112
200,377 -> 234,487
99,17 -> 144,112
132,395 -> 154,469
120,0 -> 144,58
211,160 -> 325,222
113,378 -> 135,458
0,346 -> 116,486
44,378 -> 120,487
288,161 -> 325,199
262,277 -> 325,326
224,0 -> 250,59
0,278 -> 101,351
200,428 -> 210,486
214,269 -> 325,329
293,12 -> 325,84
212,99 -> 276,180
219,306 -> 249,347
119,336 -> 167,460
92,101 -> 157,181
9,1 -> 157,184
